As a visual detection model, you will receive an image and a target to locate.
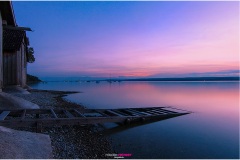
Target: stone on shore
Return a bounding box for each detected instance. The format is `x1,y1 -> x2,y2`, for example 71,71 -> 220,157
0,126 -> 52,159
0,87 -> 51,159
0,92 -> 39,109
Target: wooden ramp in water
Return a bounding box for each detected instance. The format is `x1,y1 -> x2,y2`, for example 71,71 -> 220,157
0,107 -> 190,132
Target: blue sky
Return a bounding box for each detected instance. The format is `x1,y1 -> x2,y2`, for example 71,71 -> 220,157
13,1 -> 239,79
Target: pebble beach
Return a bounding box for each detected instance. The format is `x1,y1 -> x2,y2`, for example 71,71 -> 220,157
12,89 -> 113,159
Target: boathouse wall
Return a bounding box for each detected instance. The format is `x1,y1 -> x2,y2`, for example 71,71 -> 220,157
0,11 -> 3,91
3,36 -> 28,87
0,1 -> 30,89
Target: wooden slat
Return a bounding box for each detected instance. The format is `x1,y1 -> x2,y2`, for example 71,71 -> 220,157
145,108 -> 168,113
145,110 -> 160,115
123,109 -> 140,116
1,109 -> 50,116
50,109 -> 58,118
128,108 -> 151,116
106,110 -> 125,117
114,110 -> 129,116
73,109 -> 85,117
36,122 -> 43,133
149,109 -> 167,114
127,109 -> 153,116
63,110 -> 75,118
165,107 -> 191,113
155,109 -> 177,114
95,110 -> 111,117
21,109 -> 26,120
111,109 -> 130,116
0,111 -> 10,120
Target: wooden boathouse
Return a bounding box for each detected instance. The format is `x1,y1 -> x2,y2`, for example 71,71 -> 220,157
0,1 -> 31,92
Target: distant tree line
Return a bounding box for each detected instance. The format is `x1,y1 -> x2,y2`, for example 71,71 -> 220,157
27,74 -> 42,83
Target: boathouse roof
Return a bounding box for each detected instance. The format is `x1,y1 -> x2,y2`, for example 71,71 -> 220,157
0,1 -> 16,26
3,26 -> 32,52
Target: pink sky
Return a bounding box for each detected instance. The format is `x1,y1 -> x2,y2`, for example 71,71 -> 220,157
13,1 -> 239,78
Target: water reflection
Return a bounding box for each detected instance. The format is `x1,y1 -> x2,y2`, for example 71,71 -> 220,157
30,81 -> 239,158
100,114 -> 190,135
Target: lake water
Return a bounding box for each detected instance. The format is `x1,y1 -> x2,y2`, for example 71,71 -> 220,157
29,81 -> 239,159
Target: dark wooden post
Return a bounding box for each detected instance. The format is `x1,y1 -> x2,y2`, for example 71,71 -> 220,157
36,114 -> 39,119
36,122 -> 42,133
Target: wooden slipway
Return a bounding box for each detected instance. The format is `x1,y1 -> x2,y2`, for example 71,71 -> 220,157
0,107 -> 190,132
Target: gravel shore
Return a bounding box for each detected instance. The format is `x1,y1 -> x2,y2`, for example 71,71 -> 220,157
13,89 -> 113,159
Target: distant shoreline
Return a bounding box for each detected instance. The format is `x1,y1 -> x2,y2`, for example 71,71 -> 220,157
119,77 -> 239,82
39,76 -> 239,83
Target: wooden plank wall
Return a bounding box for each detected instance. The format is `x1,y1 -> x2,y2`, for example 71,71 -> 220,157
20,42 -> 27,87
3,41 -> 27,87
17,47 -> 22,86
3,52 -> 17,85
0,12 -> 3,91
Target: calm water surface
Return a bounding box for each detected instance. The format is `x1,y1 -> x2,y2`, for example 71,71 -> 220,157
30,81 -> 239,158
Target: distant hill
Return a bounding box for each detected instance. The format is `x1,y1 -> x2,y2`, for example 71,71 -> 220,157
112,77 -> 239,82
27,74 -> 42,83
